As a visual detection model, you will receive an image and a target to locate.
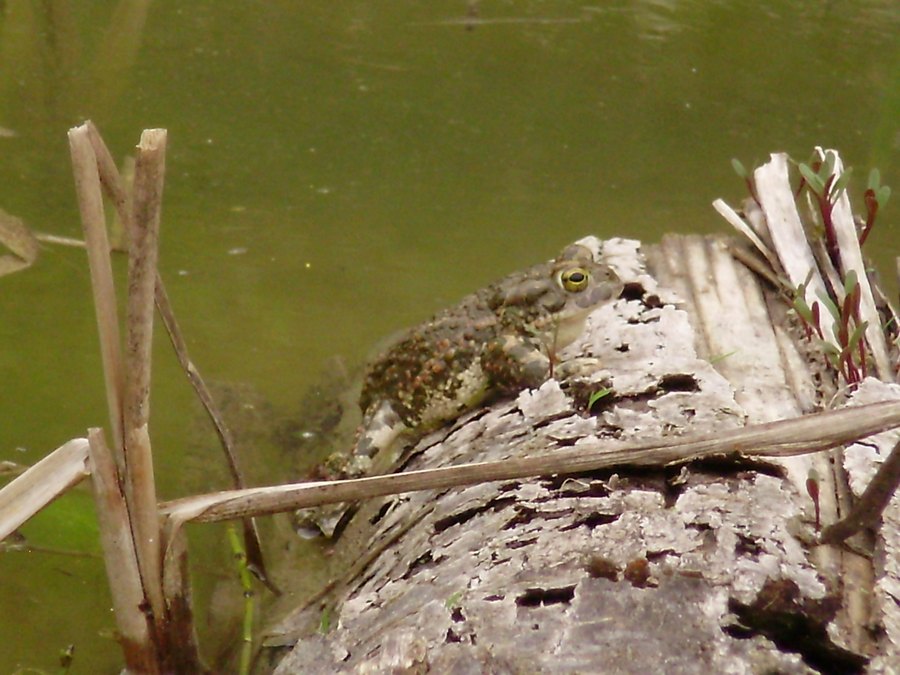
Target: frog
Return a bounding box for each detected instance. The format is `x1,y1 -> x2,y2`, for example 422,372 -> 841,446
298,241 -> 622,537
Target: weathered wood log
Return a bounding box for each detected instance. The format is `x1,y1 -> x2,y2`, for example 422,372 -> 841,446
266,154 -> 899,674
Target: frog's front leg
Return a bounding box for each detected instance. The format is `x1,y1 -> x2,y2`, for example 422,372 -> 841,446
355,399 -> 407,460
481,335 -> 553,394
351,398 -> 415,479
482,335 -> 603,393
554,356 -> 603,381
295,400 -> 409,539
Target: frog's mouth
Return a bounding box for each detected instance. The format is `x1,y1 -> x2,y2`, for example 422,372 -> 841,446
550,305 -> 596,350
548,282 -> 622,349
575,281 -> 623,309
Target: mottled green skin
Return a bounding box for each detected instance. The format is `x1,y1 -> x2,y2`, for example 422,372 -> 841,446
358,243 -> 622,449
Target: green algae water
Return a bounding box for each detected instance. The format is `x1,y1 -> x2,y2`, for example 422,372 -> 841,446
1,1 -> 898,671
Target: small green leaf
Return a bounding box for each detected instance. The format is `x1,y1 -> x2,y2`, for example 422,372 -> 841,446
842,269 -> 859,296
588,388 -> 613,409
792,295 -> 813,324
867,168 -> 881,191
445,591 -> 464,609
821,151 -> 836,180
319,607 -> 332,634
846,321 -> 868,354
816,291 -> 842,324
731,158 -> 749,179
799,163 -> 824,195
817,340 -> 841,356
876,185 -> 891,208
830,169 -> 852,201
708,350 -> 738,364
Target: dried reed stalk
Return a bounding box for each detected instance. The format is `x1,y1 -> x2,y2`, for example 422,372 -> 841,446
822,436 -> 900,544
160,398 -> 900,525
160,524 -> 205,672
0,438 -> 90,540
84,120 -> 269,583
85,120 -> 246,491
70,122 -> 207,671
122,128 -> 167,624
86,121 -> 134,243
87,428 -> 160,674
68,125 -> 125,464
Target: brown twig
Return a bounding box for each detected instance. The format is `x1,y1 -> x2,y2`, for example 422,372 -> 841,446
160,399 -> 900,525
154,275 -> 274,591
153,281 -> 243,487
820,436 -> 900,544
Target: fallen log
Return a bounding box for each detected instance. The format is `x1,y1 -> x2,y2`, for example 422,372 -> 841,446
265,152 -> 899,674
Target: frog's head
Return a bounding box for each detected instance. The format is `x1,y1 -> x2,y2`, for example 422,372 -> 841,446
498,243 -> 623,348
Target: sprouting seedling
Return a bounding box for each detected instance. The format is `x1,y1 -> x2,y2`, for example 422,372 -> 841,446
806,467 -> 821,531
860,168 -> 892,246
708,350 -> 738,365
814,270 -> 869,387
797,151 -> 853,268
588,387 -> 613,412
445,590 -> 464,609
791,274 -> 824,342
731,158 -> 760,207
318,606 -> 332,634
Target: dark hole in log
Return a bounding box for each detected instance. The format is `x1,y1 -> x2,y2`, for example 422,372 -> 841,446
507,536 -> 538,550
560,511 -> 619,531
620,281 -> 646,301
658,373 -> 700,392
515,585 -> 576,607
433,496 -> 517,533
723,579 -> 865,675
368,501 -> 392,526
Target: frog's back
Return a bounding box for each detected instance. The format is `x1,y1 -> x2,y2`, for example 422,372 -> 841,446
300,242 -> 622,536
359,243 -> 622,434
359,293 -> 498,430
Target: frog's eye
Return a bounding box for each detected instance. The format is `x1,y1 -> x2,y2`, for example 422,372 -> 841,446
561,267 -> 590,292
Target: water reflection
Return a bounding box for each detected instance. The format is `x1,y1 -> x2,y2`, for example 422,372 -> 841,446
0,0 -> 149,139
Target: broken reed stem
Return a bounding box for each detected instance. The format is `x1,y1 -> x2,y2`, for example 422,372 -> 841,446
81,121 -> 268,593
160,398 -> 900,525
67,125 -> 125,465
85,121 -> 245,491
0,438 -> 90,541
86,120 -> 134,239
160,525 -> 205,672
122,128 -> 167,624
154,281 -> 244,487
821,436 -> 900,544
154,270 -> 273,589
155,280 -> 273,587
86,122 -> 266,581
87,428 -> 161,674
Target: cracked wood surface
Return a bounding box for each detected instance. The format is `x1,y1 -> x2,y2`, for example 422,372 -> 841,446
265,231 -> 899,674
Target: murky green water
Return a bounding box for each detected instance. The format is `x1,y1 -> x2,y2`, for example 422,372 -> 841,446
1,1 -> 897,671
